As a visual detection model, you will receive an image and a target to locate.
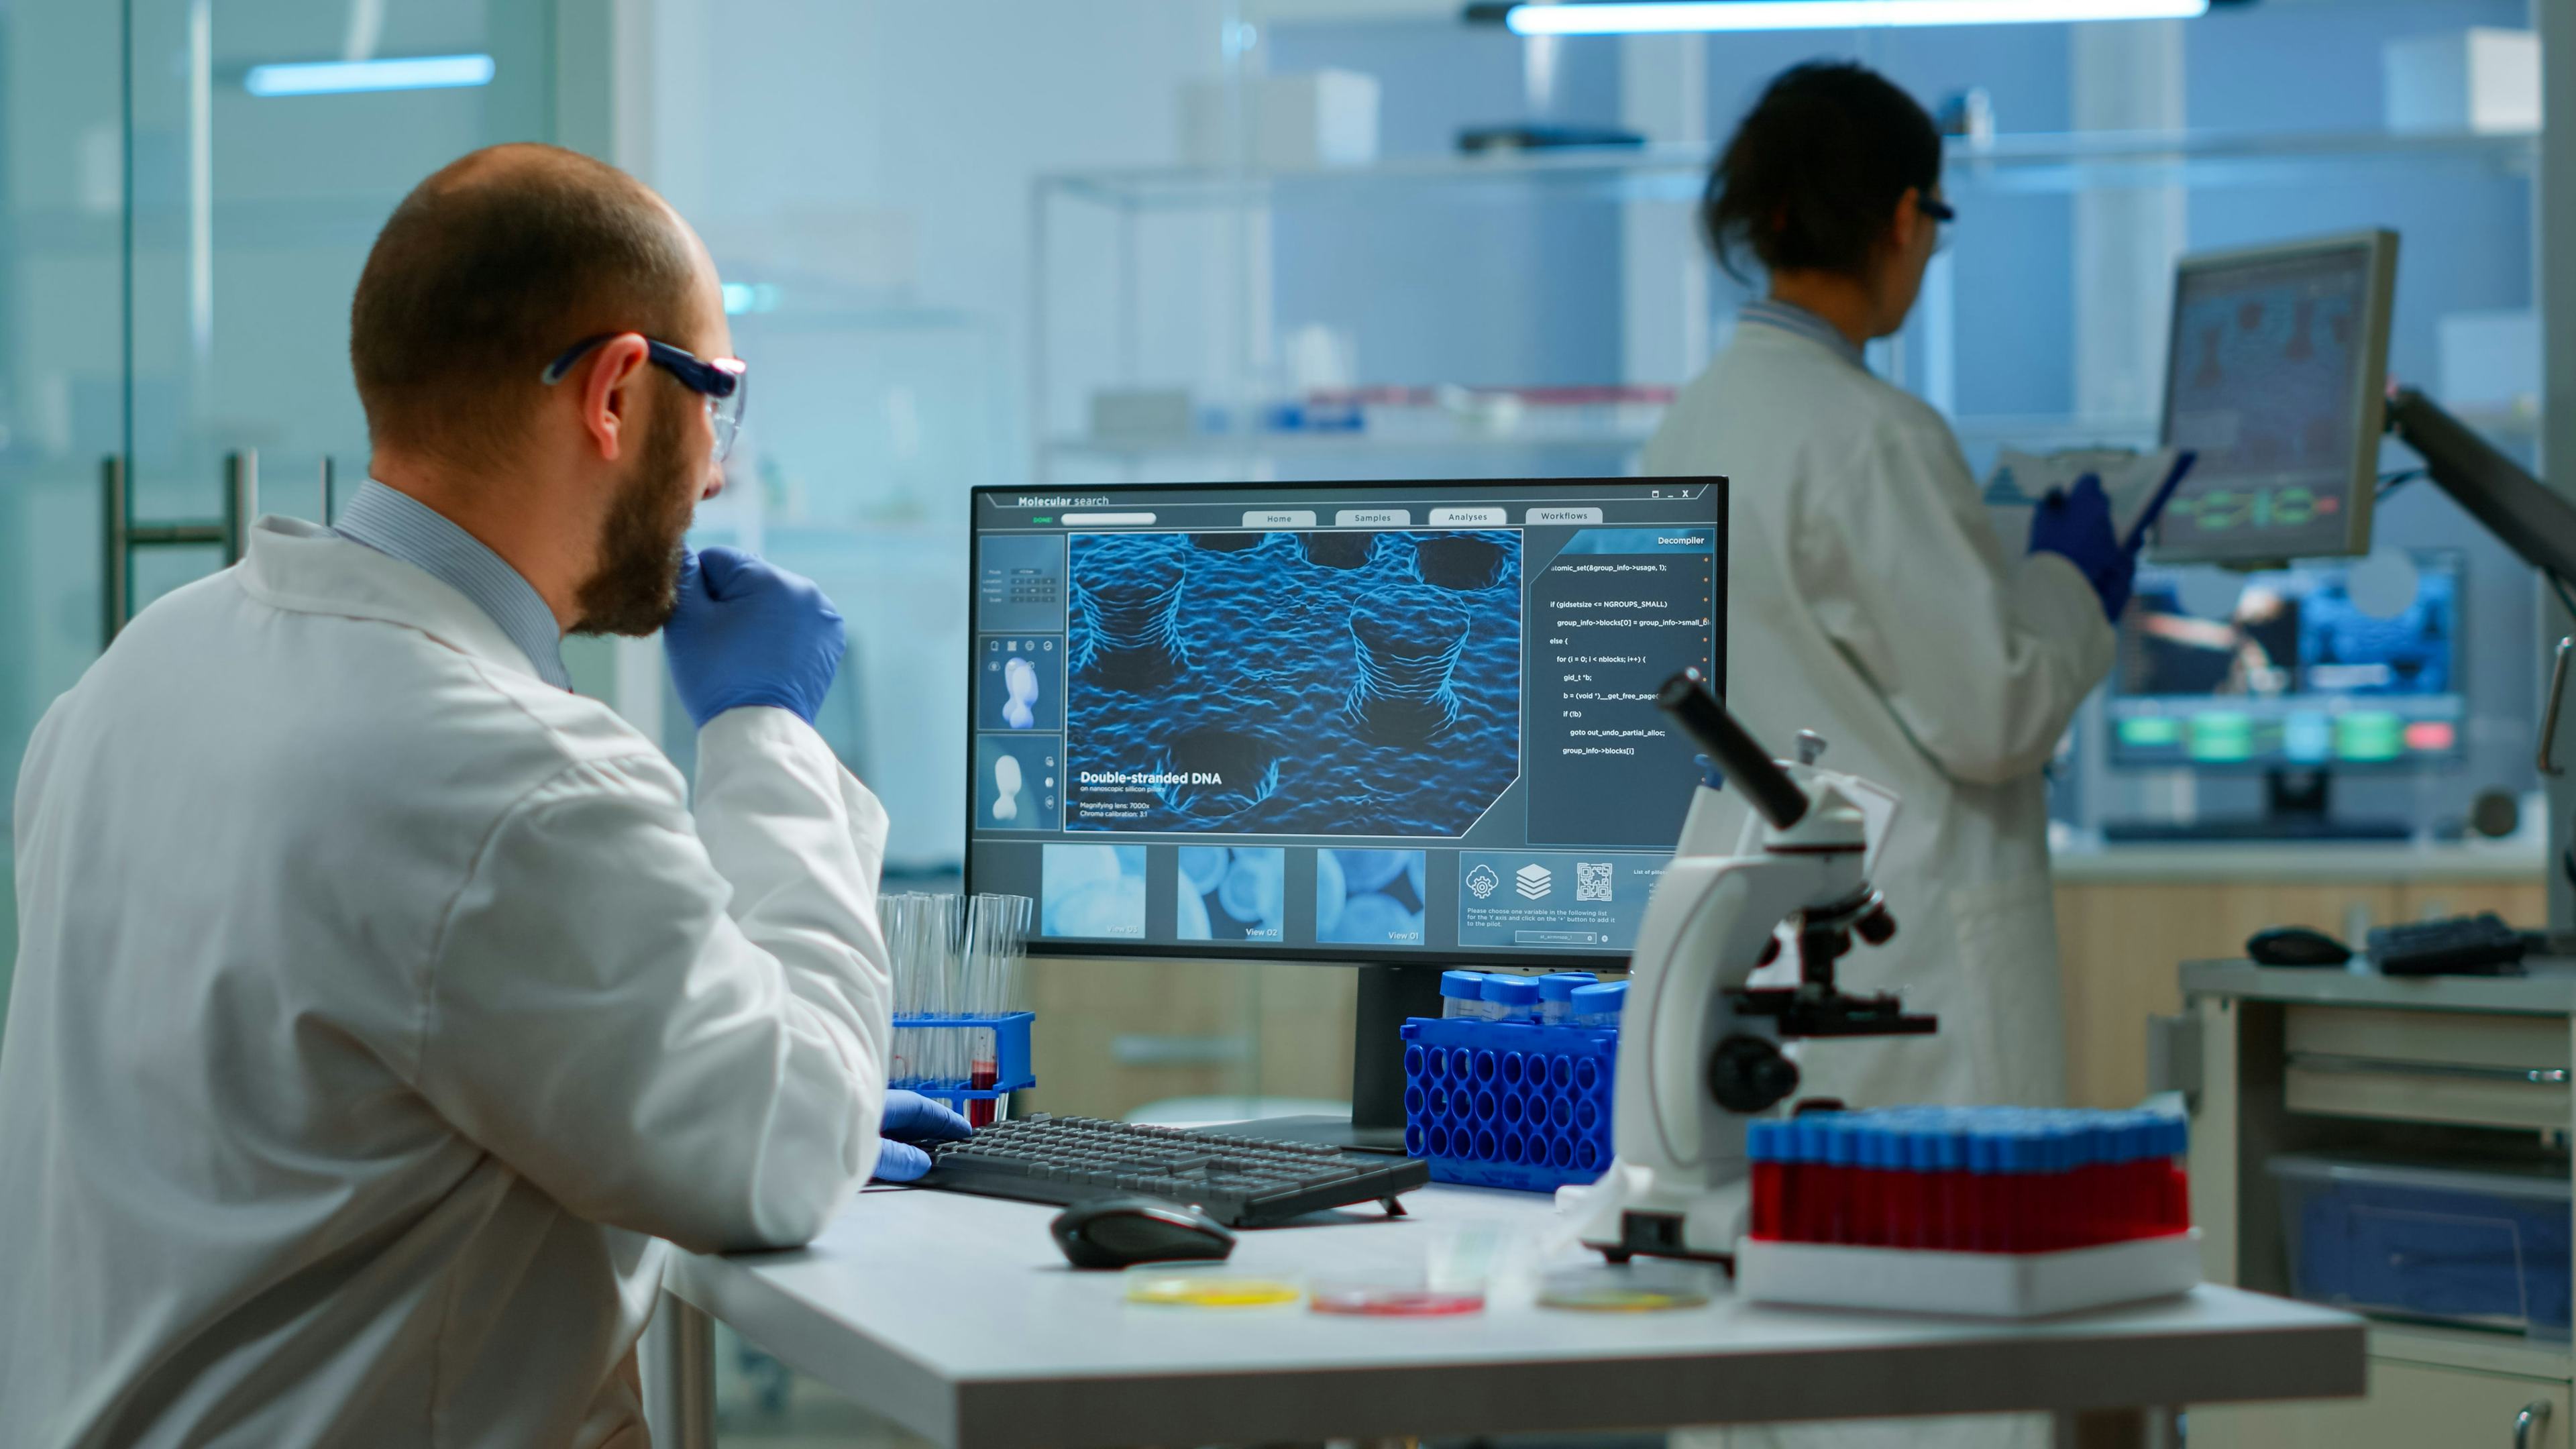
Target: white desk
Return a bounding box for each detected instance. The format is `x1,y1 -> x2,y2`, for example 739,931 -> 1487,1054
649,1183 -> 2363,1449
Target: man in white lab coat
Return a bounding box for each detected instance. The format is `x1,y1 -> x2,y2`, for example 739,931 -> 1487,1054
0,144 -> 961,1448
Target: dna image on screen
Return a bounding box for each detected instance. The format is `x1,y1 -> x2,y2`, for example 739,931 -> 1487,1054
1061,529 -> 1521,838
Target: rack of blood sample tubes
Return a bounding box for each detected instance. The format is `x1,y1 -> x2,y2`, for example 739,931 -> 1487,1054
883,891 -> 1035,1124
1746,1108 -> 2190,1253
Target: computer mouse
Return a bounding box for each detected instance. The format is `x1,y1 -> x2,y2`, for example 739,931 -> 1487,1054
1050,1196 -> 1236,1271
2247,926 -> 2353,968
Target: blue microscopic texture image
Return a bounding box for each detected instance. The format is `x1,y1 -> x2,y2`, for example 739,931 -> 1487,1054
1176,847 -> 1285,943
1063,530 -> 1521,838
1042,844 -> 1146,939
1318,848 -> 1426,946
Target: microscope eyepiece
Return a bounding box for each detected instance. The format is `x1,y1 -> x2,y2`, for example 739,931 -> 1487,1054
1655,669 -> 1808,830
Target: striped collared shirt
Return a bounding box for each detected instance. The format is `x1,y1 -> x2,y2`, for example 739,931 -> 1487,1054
1739,297 -> 1866,370
332,479 -> 572,690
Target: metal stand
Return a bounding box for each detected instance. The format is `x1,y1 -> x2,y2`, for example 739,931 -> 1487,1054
100,448 -> 257,645
641,1289 -> 717,1449
2053,1407 -> 2180,1449
1232,963 -> 1444,1153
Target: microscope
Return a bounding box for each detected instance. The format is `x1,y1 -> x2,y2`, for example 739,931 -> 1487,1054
1564,669 -> 1935,1265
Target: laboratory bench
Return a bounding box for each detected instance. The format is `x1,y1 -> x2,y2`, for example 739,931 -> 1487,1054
2176,957 -> 2576,1446
2053,838 -> 2547,1113
643,1180 -> 2361,1449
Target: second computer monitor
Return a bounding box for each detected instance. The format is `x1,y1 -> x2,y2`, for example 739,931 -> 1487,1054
964,478 -> 1724,967
2153,229 -> 2398,565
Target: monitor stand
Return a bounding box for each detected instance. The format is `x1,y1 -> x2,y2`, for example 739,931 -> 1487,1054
2101,768 -> 2412,843
1226,963 -> 1444,1155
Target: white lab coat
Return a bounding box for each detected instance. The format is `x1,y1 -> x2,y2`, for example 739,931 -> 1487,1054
1646,318 -> 2110,1108
1646,321 -> 2110,1449
0,517 -> 893,1449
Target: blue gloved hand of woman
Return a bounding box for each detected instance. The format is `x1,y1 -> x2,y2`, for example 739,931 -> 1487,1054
2027,474 -> 2138,623
661,546 -> 848,729
870,1089 -> 976,1183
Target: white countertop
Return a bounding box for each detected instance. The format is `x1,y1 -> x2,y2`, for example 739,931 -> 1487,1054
663,1183 -> 2362,1448
2051,838 -> 2546,884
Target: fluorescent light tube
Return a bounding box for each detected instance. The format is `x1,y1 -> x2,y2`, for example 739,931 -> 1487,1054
1505,0 -> 2207,32
244,54 -> 496,97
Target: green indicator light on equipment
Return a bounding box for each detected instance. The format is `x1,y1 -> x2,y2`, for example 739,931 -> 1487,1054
2335,712 -> 2404,763
2117,716 -> 2182,748
1034,515 -> 1053,525
2186,712 -> 2253,763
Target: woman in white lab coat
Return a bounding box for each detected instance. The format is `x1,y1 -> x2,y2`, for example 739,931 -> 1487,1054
1646,62 -> 2135,1116
1648,60 -> 2139,1449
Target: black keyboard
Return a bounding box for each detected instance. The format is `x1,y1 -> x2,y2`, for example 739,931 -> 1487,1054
2367,913 -> 2530,977
920,1114 -> 1430,1228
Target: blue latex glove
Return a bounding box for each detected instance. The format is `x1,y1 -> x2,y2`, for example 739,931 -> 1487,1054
662,546 -> 847,729
871,1089 -> 975,1183
2027,474 -> 2137,623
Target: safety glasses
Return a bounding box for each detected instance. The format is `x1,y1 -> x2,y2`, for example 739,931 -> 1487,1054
541,333 -> 749,463
1920,195 -> 1957,254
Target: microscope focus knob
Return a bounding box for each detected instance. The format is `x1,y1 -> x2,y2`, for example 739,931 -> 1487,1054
1856,904 -> 1897,946
1709,1034 -> 1802,1115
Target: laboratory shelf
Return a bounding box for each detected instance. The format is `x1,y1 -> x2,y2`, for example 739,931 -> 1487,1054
1032,121 -> 2534,484
1042,427 -> 1659,462
1036,127 -> 2534,211
1039,405 -> 2525,475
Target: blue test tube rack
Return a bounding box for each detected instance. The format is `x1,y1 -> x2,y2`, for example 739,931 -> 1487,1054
1400,1016 -> 1618,1193
890,1010 -> 1036,1103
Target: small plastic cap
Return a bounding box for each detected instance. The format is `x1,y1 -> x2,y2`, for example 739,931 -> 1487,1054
1694,753 -> 1726,790
1439,970 -> 1487,1000
1538,972 -> 1598,1002
1569,981 -> 1627,1012
1487,977 -> 1542,1006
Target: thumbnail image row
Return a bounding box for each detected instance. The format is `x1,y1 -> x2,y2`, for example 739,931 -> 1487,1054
1040,843 -> 1427,946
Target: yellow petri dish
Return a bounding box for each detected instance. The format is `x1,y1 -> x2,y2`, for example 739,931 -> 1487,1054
1536,1263 -> 1718,1313
1123,1269 -> 1303,1307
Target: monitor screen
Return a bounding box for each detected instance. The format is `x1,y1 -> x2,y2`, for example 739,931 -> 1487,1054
2153,231 -> 2396,564
2107,551 -> 2463,769
965,478 -> 1725,965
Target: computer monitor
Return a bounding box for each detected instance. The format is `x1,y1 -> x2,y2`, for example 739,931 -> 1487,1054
965,478 -> 1724,1144
2108,550 -> 2463,781
2151,230 -> 2398,565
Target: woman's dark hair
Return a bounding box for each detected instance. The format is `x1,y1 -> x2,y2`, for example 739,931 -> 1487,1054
1702,61 -> 1942,283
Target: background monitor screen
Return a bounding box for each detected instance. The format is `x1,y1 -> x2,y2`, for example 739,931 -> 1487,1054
2108,551 -> 2463,769
965,478 -> 1724,965
2152,231 -> 2397,564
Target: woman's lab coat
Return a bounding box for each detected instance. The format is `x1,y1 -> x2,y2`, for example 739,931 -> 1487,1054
1645,315 -> 2112,1112
1647,318 -> 2111,1449
0,518 -> 892,1448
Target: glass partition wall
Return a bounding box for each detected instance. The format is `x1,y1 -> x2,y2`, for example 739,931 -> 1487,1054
0,1 -> 560,1027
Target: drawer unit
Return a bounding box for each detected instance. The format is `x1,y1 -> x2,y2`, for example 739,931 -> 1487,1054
2190,1359 -> 2566,1448
2284,1006 -> 2571,1130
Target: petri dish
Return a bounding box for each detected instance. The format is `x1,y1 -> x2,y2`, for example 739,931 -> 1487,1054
1309,1270 -> 1487,1318
1122,1263 -> 1302,1308
1536,1261 -> 1720,1313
